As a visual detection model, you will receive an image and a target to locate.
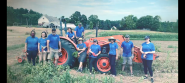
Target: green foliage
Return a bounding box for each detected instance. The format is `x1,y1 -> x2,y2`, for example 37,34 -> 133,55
7,44 -> 25,51
89,21 -> 93,29
155,45 -> 161,52
120,15 -> 137,30
99,31 -> 178,41
167,45 -> 177,48
88,15 -> 99,28
72,51 -> 78,58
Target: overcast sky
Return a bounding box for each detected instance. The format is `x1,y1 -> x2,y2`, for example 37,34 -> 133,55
7,0 -> 178,22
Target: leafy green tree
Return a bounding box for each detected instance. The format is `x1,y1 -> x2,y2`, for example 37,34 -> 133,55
89,21 -> 93,29
80,14 -> 87,28
70,11 -> 81,24
88,15 -> 99,28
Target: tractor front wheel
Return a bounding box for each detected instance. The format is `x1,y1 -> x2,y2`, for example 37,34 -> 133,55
94,54 -> 111,74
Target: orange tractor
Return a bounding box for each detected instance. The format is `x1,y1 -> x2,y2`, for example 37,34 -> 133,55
17,19 -> 159,73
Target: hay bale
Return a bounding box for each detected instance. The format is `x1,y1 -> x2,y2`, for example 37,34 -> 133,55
25,32 -> 30,35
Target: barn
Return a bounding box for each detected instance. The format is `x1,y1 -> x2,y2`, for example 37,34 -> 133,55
38,14 -> 76,29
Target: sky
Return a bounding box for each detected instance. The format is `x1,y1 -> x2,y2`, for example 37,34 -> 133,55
7,0 -> 178,22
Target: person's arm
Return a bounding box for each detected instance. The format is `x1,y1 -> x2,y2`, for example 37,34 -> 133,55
25,43 -> 27,53
59,41 -> 62,50
47,40 -> 50,52
38,43 -> 40,53
144,44 -> 155,54
116,44 -> 119,60
74,27 -> 77,37
97,51 -> 101,56
140,47 -> 144,54
131,43 -> 134,54
82,28 -> 85,37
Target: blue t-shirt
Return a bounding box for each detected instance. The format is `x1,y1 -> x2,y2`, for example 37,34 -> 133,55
109,43 -> 118,55
25,36 -> 39,51
77,43 -> 86,52
75,26 -> 84,37
67,32 -> 74,38
89,44 -> 101,58
141,42 -> 155,60
38,38 -> 48,52
47,34 -> 60,49
121,41 -> 134,57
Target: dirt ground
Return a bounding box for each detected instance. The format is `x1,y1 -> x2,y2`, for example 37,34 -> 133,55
7,26 -> 178,83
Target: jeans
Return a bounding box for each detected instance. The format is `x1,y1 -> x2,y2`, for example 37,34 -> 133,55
142,59 -> 153,77
27,50 -> 38,66
89,57 -> 97,72
109,54 -> 116,76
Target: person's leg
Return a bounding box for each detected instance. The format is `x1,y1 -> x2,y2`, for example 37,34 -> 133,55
142,59 -> 148,78
43,52 -> 47,65
128,57 -> 133,74
122,56 -> 127,71
39,52 -> 43,64
89,58 -> 96,73
47,48 -> 54,63
32,50 -> 38,66
54,51 -> 59,66
111,55 -> 116,76
108,54 -> 112,75
27,51 -> 31,64
146,60 -> 153,77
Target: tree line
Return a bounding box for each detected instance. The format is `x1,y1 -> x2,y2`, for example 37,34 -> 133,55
7,6 -> 178,33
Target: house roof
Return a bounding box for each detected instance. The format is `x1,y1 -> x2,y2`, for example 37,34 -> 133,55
39,14 -> 59,22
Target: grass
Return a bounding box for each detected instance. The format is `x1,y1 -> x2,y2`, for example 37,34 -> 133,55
7,44 -> 25,51
167,45 -> 177,48
98,31 -> 178,41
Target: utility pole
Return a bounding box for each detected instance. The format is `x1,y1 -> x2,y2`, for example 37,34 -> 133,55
59,17 -> 63,36
96,21 -> 99,37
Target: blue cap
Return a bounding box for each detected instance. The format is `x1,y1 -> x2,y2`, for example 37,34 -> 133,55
144,36 -> 150,40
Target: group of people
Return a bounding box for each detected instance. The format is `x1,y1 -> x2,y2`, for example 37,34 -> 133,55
24,23 -> 155,82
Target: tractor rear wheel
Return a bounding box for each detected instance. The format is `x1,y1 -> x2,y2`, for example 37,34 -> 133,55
57,38 -> 77,68
94,54 -> 111,74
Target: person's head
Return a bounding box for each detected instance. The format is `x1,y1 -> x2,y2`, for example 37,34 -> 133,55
93,39 -> 98,45
108,37 -> 116,43
68,27 -> 73,33
78,38 -> 83,44
30,30 -> 36,38
52,28 -> 56,35
78,23 -> 82,28
125,34 -> 130,42
144,36 -> 151,43
41,31 -> 47,38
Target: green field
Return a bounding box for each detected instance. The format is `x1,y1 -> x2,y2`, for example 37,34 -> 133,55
98,31 -> 178,41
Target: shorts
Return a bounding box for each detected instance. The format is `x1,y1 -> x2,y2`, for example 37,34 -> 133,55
39,51 -> 47,61
47,47 -> 59,59
78,51 -> 87,63
122,56 -> 132,65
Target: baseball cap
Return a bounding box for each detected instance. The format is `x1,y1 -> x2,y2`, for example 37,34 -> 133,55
144,36 -> 150,40
52,28 -> 56,31
93,39 -> 98,42
78,23 -> 82,25
125,35 -> 130,38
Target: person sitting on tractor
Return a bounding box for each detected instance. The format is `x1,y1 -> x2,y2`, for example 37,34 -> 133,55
121,35 -> 134,76
88,39 -> 101,74
47,28 -> 62,66
74,23 -> 85,44
66,27 -> 75,43
76,38 -> 87,73
25,30 -> 39,66
140,36 -> 155,83
108,37 -> 119,77
38,31 -> 48,65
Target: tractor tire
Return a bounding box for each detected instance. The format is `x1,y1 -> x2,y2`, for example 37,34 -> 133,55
94,54 -> 111,74
57,38 -> 77,68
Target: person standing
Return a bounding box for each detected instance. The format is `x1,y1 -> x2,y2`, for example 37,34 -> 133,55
121,35 -> 134,76
88,39 -> 101,74
74,23 -> 85,43
38,31 -> 48,65
25,30 -> 39,66
140,36 -> 155,83
47,28 -> 62,66
76,38 -> 87,73
108,37 -> 119,77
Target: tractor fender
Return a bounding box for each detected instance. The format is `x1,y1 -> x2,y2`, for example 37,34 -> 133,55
59,36 -> 78,50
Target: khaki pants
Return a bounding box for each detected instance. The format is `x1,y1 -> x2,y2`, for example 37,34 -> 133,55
47,47 -> 59,60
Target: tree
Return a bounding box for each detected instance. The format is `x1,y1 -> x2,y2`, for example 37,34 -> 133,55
151,15 -> 161,31
89,21 -> 93,29
80,14 -> 87,28
88,15 -> 99,28
123,15 -> 137,29
70,11 -> 81,24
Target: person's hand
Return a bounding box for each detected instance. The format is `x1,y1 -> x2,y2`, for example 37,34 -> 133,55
116,56 -> 118,60
144,52 -> 148,55
24,49 -> 27,53
38,51 -> 41,54
58,49 -> 61,52
47,50 -> 50,53
143,54 -> 146,58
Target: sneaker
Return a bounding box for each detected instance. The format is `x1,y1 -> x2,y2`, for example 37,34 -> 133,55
151,78 -> 154,83
131,73 -> 134,77
80,68 -> 83,73
112,75 -> 116,77
143,76 -> 148,79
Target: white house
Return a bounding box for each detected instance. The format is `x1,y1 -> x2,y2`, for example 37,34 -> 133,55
38,14 -> 76,29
